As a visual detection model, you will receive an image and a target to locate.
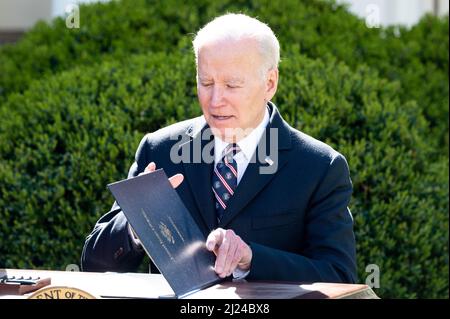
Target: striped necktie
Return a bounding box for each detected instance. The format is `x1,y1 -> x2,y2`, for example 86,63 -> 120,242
212,143 -> 241,222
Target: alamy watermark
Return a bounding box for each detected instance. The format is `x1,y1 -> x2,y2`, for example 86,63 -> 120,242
65,264 -> 80,272
365,264 -> 380,288
365,4 -> 380,28
66,4 -> 80,29
169,127 -> 279,175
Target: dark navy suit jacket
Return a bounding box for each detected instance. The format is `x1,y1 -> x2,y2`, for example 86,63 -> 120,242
81,102 -> 357,283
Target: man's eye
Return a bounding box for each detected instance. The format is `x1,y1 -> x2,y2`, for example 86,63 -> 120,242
226,84 -> 240,89
201,83 -> 212,87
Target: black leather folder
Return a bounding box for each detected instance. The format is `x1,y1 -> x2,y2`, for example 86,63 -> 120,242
107,169 -> 222,298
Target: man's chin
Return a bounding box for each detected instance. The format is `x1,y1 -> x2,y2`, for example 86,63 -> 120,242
209,126 -> 232,141
209,126 -> 251,143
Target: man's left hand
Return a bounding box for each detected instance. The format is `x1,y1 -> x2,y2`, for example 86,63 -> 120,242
206,228 -> 252,278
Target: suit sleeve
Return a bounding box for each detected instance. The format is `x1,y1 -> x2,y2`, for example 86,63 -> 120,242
247,153 -> 357,283
80,134 -> 152,272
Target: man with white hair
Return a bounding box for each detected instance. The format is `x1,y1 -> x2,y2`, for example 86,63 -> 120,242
82,14 -> 357,283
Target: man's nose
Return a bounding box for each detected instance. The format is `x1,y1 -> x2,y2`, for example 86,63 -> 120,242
210,85 -> 225,107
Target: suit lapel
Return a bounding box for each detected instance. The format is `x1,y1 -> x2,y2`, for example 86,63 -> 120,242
219,103 -> 292,228
181,117 -> 217,231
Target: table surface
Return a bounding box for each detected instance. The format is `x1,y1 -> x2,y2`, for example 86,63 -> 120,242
0,268 -> 379,299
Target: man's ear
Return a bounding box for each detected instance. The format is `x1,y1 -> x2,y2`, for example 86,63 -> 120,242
265,68 -> 278,101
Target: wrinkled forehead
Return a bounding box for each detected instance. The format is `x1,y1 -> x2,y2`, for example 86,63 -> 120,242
197,36 -> 261,59
197,38 -> 263,77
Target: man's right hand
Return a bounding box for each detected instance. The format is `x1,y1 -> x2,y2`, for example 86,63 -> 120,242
130,162 -> 184,247
138,162 -> 184,188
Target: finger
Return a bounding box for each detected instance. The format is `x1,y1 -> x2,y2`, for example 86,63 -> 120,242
139,162 -> 156,176
214,239 -> 230,277
145,162 -> 156,173
223,234 -> 240,276
215,230 -> 235,277
228,237 -> 246,276
168,173 -> 184,188
206,229 -> 225,253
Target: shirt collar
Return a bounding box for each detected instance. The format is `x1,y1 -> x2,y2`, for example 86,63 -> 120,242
214,106 -> 270,163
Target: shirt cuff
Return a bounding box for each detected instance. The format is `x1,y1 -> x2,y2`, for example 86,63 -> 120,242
127,223 -> 143,251
232,268 -> 250,280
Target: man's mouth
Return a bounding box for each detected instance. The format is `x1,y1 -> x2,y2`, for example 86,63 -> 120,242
212,115 -> 233,120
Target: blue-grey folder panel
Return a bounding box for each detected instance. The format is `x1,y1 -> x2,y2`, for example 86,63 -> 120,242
107,169 -> 221,298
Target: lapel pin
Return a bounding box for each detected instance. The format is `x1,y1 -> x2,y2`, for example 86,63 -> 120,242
265,156 -> 274,166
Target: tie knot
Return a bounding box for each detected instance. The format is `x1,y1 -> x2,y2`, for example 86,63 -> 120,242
222,143 -> 241,163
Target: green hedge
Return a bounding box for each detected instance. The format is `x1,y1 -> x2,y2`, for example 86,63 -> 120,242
0,0 -> 448,153
0,52 -> 196,271
0,0 -> 448,298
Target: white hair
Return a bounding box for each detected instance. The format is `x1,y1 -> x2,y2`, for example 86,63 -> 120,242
192,13 -> 280,78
